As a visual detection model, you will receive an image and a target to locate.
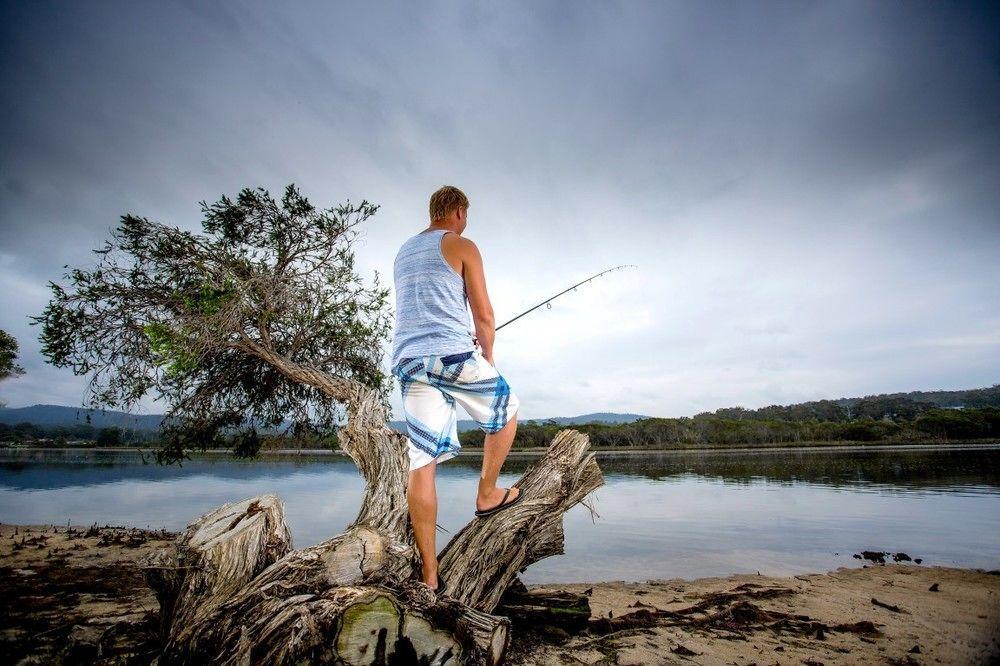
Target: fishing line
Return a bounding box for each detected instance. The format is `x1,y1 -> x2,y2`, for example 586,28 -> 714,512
495,264 -> 636,332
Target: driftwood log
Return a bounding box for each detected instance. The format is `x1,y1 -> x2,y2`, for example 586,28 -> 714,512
141,366 -> 604,665
497,579 -> 592,633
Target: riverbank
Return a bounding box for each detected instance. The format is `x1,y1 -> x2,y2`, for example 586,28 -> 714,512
521,567 -> 1000,665
2,523 -> 997,664
3,439 -> 1000,458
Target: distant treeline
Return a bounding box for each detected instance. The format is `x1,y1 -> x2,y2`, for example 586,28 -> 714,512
462,406 -> 1000,449
0,421 -> 338,452
695,385 -> 1000,422
4,385 -> 998,451
0,422 -> 157,447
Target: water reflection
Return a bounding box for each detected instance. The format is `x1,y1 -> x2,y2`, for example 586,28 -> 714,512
1,446 -> 998,582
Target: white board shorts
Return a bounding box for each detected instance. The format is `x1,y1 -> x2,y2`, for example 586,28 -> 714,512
392,349 -> 520,470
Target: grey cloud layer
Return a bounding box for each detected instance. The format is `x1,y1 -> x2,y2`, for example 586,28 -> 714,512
1,0 -> 997,417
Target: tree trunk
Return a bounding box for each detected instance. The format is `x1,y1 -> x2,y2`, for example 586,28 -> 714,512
438,429 -> 603,611
142,351 -> 604,664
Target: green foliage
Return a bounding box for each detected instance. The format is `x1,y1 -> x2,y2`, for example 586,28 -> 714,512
31,184 -> 392,464
877,385 -> 1000,409
693,386 -> 1000,423
962,385 -> 1000,408
231,428 -> 262,458
459,407 -> 999,449
915,407 -> 1000,439
850,396 -> 937,421
181,280 -> 235,316
0,329 -> 26,383
0,421 -> 159,446
143,323 -> 198,377
95,427 -> 123,447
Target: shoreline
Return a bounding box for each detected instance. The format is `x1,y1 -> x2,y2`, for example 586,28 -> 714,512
3,439 -> 999,458
2,523 -> 998,664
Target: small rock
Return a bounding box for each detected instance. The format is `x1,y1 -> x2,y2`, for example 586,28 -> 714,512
908,645 -> 921,654
671,643 -> 699,656
929,583 -> 939,592
860,551 -> 887,564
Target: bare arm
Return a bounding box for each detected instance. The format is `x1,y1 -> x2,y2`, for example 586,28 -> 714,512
457,238 -> 495,364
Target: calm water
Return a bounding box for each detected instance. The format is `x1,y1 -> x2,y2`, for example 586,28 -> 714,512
1,446 -> 998,583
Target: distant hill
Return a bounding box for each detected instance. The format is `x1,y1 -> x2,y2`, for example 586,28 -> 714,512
0,404 -> 167,431
524,412 -> 647,426
837,386 -> 1000,409
1,404 -> 647,434
392,413 -> 646,434
5,385 -> 996,435
697,384 -> 1000,422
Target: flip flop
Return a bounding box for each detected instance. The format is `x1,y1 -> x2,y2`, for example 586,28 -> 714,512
474,487 -> 523,517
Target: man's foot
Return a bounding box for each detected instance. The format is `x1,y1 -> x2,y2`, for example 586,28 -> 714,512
422,566 -> 439,591
422,572 -> 446,594
475,486 -> 522,516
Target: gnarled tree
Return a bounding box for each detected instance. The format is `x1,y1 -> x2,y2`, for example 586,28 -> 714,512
33,185 -> 604,664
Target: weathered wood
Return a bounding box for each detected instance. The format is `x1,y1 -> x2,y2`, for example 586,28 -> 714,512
143,497 -> 510,664
498,578 -> 592,632
141,495 -> 291,643
439,429 -> 604,611
142,360 -> 603,665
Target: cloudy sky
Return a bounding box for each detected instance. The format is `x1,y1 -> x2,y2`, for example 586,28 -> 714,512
1,1 -> 997,421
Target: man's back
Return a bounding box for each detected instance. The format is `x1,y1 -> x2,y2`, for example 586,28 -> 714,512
391,229 -> 475,369
396,185 -> 521,594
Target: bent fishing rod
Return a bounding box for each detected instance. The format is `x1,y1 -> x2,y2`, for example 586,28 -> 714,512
495,264 -> 637,332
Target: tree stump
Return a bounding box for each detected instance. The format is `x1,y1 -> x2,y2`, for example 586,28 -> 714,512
142,428 -> 603,664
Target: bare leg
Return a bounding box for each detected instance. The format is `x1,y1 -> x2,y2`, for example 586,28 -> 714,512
407,461 -> 439,588
477,410 -> 520,511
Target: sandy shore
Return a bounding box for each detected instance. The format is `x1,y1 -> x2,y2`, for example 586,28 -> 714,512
2,523 -> 998,665
516,567 -> 1000,665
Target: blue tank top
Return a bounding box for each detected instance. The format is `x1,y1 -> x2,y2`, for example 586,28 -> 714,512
391,229 -> 475,368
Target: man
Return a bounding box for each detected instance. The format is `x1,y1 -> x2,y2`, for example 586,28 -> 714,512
390,185 -> 522,593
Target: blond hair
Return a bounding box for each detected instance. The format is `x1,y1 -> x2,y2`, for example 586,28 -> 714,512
429,185 -> 470,222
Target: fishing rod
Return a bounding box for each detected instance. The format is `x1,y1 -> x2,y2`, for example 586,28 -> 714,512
495,264 -> 637,332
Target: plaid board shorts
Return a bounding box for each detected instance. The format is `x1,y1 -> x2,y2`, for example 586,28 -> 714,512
392,348 -> 519,470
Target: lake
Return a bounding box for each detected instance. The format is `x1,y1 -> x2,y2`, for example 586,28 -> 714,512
1,445 -> 998,583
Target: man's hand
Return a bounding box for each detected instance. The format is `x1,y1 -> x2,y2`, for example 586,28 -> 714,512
473,336 -> 494,366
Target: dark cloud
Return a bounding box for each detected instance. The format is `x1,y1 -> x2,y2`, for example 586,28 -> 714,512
1,0 -> 997,416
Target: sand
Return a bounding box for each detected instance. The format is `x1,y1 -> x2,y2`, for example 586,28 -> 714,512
0,522 -> 175,664
516,567 -> 1000,665
2,523 -> 998,665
